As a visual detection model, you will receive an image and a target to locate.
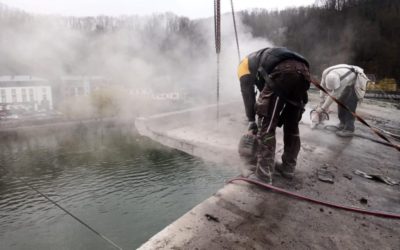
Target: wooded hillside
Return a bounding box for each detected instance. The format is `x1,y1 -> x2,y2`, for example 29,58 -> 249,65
240,0 -> 400,81
1,0 -> 399,83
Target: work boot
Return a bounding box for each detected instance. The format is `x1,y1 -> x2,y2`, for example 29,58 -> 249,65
248,173 -> 272,185
337,123 -> 345,130
336,129 -> 354,137
275,161 -> 295,179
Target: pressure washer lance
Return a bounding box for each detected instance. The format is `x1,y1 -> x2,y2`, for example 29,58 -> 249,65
310,108 -> 330,129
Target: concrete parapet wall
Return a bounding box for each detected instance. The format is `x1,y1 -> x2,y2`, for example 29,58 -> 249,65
135,102 -> 243,164
136,101 -> 240,131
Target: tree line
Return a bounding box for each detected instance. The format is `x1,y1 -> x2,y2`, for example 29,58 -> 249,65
240,0 -> 400,82
1,0 -> 399,84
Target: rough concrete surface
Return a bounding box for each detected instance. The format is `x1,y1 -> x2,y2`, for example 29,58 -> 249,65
136,96 -> 400,250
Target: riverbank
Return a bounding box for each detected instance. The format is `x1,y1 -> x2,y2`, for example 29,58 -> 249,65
136,97 -> 400,249
0,116 -> 136,140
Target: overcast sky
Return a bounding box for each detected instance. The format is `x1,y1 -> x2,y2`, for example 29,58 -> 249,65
1,0 -> 316,18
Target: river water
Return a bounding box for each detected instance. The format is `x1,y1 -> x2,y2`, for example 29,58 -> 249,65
0,121 -> 236,249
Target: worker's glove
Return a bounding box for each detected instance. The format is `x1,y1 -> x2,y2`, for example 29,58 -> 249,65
318,107 -> 329,122
248,121 -> 258,135
316,106 -> 325,114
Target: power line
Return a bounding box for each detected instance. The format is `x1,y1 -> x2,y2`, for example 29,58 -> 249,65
1,166 -> 123,250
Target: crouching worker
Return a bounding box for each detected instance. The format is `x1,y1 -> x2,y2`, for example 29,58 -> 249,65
238,47 -> 311,184
313,64 -> 370,137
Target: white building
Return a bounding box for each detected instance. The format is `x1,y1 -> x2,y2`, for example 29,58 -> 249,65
60,76 -> 107,98
0,75 -> 53,113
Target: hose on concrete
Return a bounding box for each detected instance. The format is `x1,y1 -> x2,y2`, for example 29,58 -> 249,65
371,125 -> 400,141
227,177 -> 400,220
323,125 -> 397,148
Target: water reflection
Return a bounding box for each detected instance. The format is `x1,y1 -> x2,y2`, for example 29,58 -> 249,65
0,121 -> 235,249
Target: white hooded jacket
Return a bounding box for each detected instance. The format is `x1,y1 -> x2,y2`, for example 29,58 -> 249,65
319,64 -> 370,110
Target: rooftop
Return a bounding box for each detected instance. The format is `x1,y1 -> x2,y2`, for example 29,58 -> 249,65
0,75 -> 49,82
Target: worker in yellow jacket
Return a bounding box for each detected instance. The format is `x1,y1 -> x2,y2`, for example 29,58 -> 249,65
238,47 -> 311,184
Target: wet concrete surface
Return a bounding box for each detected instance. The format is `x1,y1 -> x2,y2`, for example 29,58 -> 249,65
136,96 -> 400,250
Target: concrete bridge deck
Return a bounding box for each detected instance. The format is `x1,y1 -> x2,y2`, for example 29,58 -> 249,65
135,99 -> 400,250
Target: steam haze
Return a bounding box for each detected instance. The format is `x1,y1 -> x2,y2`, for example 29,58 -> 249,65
2,1 -> 395,118
0,4 -> 272,117
0,0 -> 315,18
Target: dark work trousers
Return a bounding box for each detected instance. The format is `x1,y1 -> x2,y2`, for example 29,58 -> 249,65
337,85 -> 358,132
254,73 -> 305,180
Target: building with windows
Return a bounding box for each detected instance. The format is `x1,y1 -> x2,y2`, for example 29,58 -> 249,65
59,76 -> 108,98
0,76 -> 53,114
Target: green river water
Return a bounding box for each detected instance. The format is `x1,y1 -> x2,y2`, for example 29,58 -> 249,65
0,121 -> 236,249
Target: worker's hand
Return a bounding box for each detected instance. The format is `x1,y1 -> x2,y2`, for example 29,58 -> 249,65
316,106 -> 325,114
316,106 -> 329,122
248,121 -> 258,135
310,110 -> 320,129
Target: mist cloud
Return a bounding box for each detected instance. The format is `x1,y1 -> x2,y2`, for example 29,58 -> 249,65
0,5 -> 273,117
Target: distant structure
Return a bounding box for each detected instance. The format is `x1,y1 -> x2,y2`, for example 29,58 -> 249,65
365,76 -> 400,100
58,76 -> 108,98
0,75 -> 53,113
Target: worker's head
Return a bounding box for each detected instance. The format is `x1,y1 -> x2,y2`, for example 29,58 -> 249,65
325,73 -> 340,90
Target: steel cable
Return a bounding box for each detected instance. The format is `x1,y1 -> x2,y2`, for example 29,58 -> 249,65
230,0 -> 241,62
214,0 -> 221,121
0,165 -> 123,250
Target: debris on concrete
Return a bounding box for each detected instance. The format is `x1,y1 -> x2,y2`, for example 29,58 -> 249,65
359,197 -> 368,205
205,214 -> 220,223
353,169 -> 399,185
317,168 -> 335,184
343,173 -> 353,180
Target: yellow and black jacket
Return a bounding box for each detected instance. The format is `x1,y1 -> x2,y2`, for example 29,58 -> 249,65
238,47 -> 309,122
